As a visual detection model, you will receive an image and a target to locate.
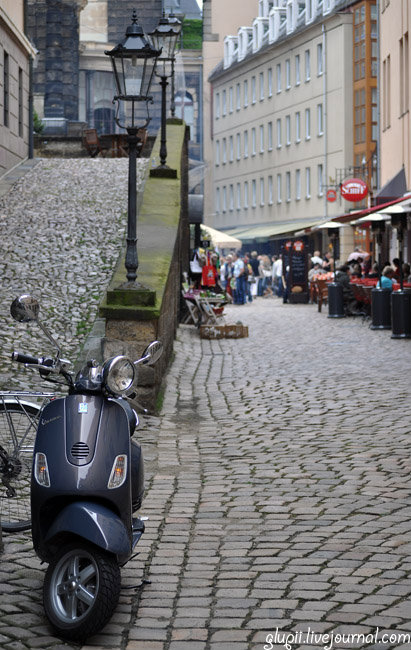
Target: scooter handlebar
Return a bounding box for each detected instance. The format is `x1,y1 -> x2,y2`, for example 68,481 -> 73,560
12,351 -> 43,365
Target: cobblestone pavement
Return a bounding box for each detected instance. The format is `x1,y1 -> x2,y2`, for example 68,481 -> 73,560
2,287 -> 411,649
0,157 -> 147,393
1,161 -> 411,650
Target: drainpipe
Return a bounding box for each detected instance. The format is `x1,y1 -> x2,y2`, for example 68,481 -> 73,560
28,55 -> 34,159
24,0 -> 34,159
322,22 -> 327,221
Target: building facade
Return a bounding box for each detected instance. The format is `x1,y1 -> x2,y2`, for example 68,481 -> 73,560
0,0 -> 37,176
209,1 -> 357,252
202,0 -> 259,222
380,0 -> 410,192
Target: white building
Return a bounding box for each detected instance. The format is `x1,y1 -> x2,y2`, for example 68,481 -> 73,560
208,0 -> 357,254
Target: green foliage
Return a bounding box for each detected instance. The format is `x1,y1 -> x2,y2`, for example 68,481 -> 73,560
181,19 -> 202,50
33,110 -> 44,134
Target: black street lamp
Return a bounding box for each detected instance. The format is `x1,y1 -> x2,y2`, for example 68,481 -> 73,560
105,11 -> 161,283
149,11 -> 182,177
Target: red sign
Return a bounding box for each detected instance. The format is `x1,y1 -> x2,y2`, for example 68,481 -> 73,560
326,189 -> 338,202
340,178 -> 368,202
293,240 -> 304,252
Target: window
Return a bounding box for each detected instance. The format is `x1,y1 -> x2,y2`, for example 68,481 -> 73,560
285,59 -> 291,89
295,111 -> 301,142
259,72 -> 264,100
229,135 -> 234,162
222,186 -> 227,212
18,67 -> 23,137
276,63 -> 281,93
244,181 -> 249,208
251,127 -> 256,155
236,183 -> 241,210
229,86 -> 233,113
295,54 -> 300,85
383,55 -> 391,129
215,140 -> 220,166
236,83 -> 241,110
276,118 -> 282,148
244,130 -> 249,157
317,43 -> 323,76
215,187 -> 220,213
286,172 -> 291,202
222,89 -> 227,115
317,103 -> 324,135
268,175 -> 273,204
268,67 -> 272,97
222,137 -> 227,164
305,49 -> 311,81
251,76 -> 256,103
259,124 -> 264,152
215,92 -> 220,119
277,174 -> 282,203
305,108 -> 311,139
3,51 -> 9,127
244,79 -> 248,107
295,169 -> 301,200
286,115 -> 291,145
268,121 -> 273,150
355,88 -> 366,142
236,133 -> 241,159
229,184 -> 234,211
260,178 -> 265,205
400,33 -> 410,115
317,164 -> 324,196
252,179 -> 257,207
305,167 -> 311,198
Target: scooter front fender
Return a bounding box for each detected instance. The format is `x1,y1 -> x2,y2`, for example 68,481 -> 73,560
44,501 -> 131,564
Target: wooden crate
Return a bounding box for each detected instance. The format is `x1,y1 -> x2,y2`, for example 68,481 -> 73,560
199,324 -> 249,339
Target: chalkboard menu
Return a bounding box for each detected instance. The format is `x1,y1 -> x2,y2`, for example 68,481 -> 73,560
283,240 -> 309,303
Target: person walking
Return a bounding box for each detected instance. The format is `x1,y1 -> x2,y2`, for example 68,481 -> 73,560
232,252 -> 246,305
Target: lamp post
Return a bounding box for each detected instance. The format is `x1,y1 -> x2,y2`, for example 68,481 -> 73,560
149,11 -> 182,176
105,11 -> 161,283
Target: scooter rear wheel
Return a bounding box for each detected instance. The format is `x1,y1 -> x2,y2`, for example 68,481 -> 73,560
43,542 -> 121,642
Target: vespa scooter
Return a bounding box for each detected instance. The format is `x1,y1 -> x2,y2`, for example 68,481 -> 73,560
9,294 -> 163,642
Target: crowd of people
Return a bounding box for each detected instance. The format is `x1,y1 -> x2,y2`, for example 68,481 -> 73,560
189,246 -> 411,310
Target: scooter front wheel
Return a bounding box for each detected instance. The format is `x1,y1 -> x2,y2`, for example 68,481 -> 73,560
43,542 -> 121,642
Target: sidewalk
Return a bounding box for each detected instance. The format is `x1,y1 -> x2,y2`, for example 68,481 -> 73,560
1,295 -> 410,649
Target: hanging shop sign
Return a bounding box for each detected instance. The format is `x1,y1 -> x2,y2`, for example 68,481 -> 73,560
326,189 -> 338,202
340,178 -> 368,202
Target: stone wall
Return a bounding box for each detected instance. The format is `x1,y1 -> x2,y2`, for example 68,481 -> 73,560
99,121 -> 190,411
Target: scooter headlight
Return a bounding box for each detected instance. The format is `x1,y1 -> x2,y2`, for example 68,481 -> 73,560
102,356 -> 135,396
34,452 -> 50,487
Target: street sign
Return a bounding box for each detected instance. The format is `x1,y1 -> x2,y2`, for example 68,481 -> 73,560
340,178 -> 368,202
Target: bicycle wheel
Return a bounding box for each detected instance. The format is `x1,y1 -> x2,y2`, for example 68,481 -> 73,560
0,401 -> 41,532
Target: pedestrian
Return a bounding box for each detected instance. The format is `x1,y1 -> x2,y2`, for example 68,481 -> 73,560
249,251 -> 260,299
232,252 -> 246,305
273,254 -> 283,297
259,254 -> 273,296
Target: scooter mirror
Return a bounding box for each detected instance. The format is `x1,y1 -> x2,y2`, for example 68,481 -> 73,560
138,340 -> 163,366
10,295 -> 40,323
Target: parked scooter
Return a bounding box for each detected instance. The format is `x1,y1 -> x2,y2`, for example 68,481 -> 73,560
10,294 -> 163,642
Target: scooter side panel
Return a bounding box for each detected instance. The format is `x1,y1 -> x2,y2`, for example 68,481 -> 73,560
44,501 -> 131,564
32,396 -> 134,562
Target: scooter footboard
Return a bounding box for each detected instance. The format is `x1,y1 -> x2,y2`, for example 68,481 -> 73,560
44,501 -> 131,564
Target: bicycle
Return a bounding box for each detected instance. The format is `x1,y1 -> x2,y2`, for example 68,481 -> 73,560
0,392 -> 53,532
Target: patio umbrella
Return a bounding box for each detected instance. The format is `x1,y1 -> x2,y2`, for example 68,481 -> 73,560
201,225 -> 242,249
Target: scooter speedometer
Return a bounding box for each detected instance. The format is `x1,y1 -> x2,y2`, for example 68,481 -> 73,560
102,356 -> 135,396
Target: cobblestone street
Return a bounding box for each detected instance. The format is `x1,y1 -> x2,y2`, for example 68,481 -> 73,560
1,162 -> 411,650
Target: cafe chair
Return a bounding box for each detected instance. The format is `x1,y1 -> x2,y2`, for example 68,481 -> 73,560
82,129 -> 109,158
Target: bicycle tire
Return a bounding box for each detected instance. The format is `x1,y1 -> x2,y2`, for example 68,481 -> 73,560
0,401 -> 41,532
